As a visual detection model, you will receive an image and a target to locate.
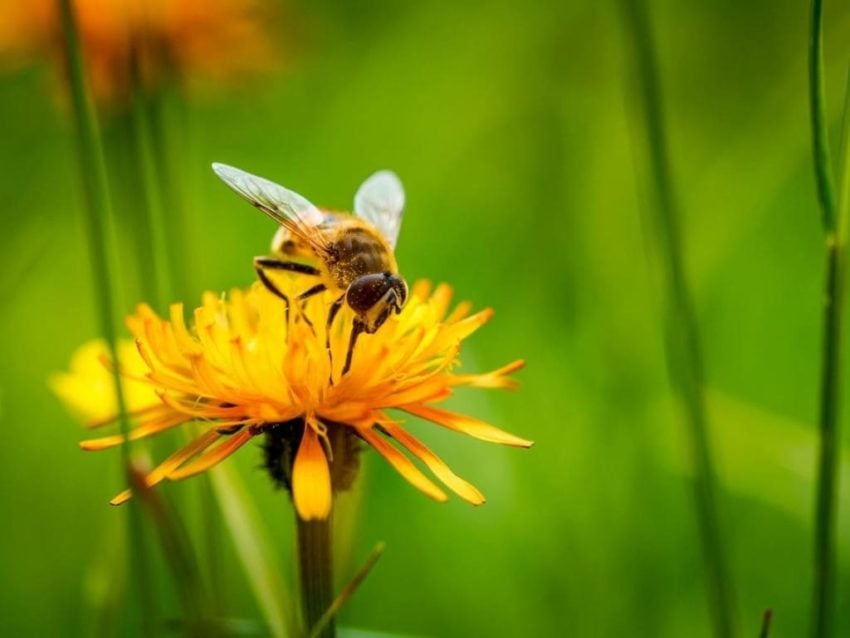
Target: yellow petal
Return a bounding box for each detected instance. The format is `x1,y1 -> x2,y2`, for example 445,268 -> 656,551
441,308 -> 493,344
167,430 -> 252,480
410,279 -> 432,300
358,427 -> 448,503
450,359 -> 525,389
80,412 -> 187,450
292,424 -> 333,521
382,422 -> 485,505
110,430 -> 221,505
403,404 -> 534,448
445,300 -> 472,324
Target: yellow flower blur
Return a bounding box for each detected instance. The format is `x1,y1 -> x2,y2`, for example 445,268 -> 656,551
59,279 -> 531,520
50,338 -> 157,426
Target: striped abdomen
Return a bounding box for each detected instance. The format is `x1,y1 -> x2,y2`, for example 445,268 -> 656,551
325,224 -> 397,290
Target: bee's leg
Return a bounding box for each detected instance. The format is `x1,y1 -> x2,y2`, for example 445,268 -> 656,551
255,267 -> 291,324
253,256 -> 320,325
342,319 -> 366,377
299,305 -> 315,330
254,256 -> 320,276
295,283 -> 327,331
297,283 -> 327,300
325,296 -> 345,382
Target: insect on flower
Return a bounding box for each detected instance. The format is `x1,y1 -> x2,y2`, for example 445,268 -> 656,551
212,163 -> 408,376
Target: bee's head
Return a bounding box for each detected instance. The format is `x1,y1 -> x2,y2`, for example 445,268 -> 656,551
346,272 -> 408,333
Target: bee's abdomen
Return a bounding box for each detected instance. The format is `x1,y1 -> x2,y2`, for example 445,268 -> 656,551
328,228 -> 394,288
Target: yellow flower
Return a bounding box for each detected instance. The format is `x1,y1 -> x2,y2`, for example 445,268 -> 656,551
0,0 -> 279,105
63,279 -> 531,520
50,338 -> 158,426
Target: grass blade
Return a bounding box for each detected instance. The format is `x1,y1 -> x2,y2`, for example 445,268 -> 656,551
618,2 -> 736,635
809,0 -> 837,232
309,542 -> 385,638
130,466 -> 209,636
209,463 -> 293,638
56,0 -> 156,631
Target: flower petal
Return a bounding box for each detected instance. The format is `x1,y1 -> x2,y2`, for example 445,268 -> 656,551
441,308 -> 493,344
403,404 -> 534,448
358,427 -> 448,502
167,429 -> 253,480
110,430 -> 221,505
292,423 -> 332,520
382,422 -> 484,505
450,359 -> 525,389
80,411 -> 189,450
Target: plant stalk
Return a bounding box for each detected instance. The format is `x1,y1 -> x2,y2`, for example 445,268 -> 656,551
297,516 -> 335,638
146,87 -> 193,301
812,237 -> 842,638
56,0 -> 155,632
808,1 -> 850,633
619,2 -> 735,636
129,57 -> 173,313
309,542 -> 385,638
809,0 -> 837,232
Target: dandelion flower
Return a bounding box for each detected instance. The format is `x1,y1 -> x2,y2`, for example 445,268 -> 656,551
60,279 -> 531,520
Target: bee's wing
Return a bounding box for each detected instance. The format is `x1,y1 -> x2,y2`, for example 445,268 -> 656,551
353,170 -> 405,249
212,163 -> 328,253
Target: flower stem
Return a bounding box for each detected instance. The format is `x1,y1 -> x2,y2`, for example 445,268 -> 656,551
136,74 -> 225,607
808,2 -> 850,634
812,240 -> 841,638
56,0 -> 155,631
619,2 -> 736,636
146,86 -> 194,301
296,516 -> 335,638
759,609 -> 773,638
129,62 -> 174,312
809,0 -> 837,232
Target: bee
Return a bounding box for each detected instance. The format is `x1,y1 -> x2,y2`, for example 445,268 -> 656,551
212,163 -> 408,376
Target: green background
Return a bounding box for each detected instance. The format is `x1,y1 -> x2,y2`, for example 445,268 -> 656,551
1,0 -> 849,636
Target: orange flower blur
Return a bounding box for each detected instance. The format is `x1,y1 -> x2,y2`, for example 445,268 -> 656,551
61,280 -> 532,520
0,0 -> 278,104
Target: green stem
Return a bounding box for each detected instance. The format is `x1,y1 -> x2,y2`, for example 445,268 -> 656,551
142,80 -> 223,606
146,87 -> 193,301
56,0 -> 155,633
103,111 -> 160,306
759,609 -> 773,638
619,2 -> 735,636
808,1 -> 850,627
309,542 -> 384,638
129,60 -> 174,312
130,470 -> 208,637
813,238 -> 841,638
297,516 -> 335,638
809,0 -> 837,233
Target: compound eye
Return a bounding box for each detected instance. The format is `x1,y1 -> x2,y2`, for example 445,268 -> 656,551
346,274 -> 392,313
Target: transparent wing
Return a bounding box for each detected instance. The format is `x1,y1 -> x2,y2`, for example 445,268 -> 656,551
353,170 -> 405,249
212,163 -> 327,251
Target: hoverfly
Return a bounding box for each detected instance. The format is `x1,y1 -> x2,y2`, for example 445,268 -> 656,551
212,163 -> 407,376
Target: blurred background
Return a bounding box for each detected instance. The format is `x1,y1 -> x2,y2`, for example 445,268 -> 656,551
1,0 -> 850,636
